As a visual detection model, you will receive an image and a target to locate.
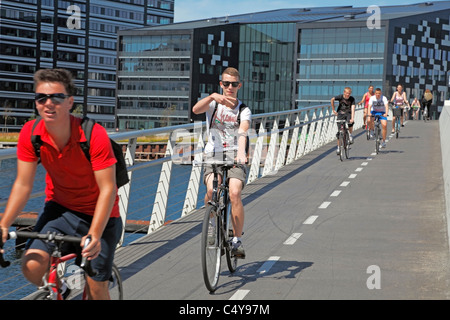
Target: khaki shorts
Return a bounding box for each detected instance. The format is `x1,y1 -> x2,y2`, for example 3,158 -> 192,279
203,164 -> 248,189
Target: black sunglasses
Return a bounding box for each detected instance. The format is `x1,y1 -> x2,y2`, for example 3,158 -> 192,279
35,93 -> 70,105
221,81 -> 240,88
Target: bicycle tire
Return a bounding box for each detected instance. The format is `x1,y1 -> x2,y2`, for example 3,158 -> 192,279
366,126 -> 370,140
201,204 -> 222,292
31,288 -> 53,300
224,202 -> 237,273
396,119 -> 399,139
108,264 -> 123,300
375,125 -> 380,154
344,130 -> 350,159
338,132 -> 344,161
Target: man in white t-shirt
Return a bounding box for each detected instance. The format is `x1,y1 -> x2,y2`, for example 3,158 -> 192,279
368,88 -> 389,148
192,67 -> 251,258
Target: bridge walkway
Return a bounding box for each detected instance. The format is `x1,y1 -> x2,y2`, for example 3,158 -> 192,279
113,119 -> 449,300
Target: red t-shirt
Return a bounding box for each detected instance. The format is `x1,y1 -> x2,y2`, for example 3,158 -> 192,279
17,116 -> 120,218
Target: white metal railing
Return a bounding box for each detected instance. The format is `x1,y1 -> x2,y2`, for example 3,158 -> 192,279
0,104 -> 365,242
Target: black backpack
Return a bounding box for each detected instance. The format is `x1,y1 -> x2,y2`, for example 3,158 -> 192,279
31,117 -> 130,188
209,101 -> 250,155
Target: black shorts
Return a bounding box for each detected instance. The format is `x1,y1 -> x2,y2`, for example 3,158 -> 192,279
26,201 -> 122,282
336,112 -> 354,130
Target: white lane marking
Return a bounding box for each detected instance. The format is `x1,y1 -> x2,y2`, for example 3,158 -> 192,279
361,162 -> 368,166
367,157 -> 373,161
355,167 -> 363,172
349,174 -> 357,179
257,256 -> 280,274
319,201 -> 331,209
303,215 -> 319,224
330,190 -> 341,197
283,233 -> 302,245
371,152 -> 377,156
340,181 -> 350,187
229,289 -> 250,300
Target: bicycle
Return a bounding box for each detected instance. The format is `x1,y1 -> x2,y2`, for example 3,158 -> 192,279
371,114 -> 383,154
195,159 -> 239,292
0,230 -> 123,300
392,105 -> 402,139
423,106 -> 428,122
336,119 -> 350,161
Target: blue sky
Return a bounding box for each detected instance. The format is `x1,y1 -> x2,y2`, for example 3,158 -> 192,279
174,0 -> 444,22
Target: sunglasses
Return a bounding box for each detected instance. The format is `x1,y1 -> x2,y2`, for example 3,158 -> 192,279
35,93 -> 70,105
221,81 -> 240,88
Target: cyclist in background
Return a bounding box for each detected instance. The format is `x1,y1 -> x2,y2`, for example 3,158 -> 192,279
390,84 -> 409,133
0,69 -> 122,300
411,97 -> 421,120
192,67 -> 251,259
331,87 -> 355,155
421,89 -> 433,121
358,85 -> 375,130
367,88 -> 389,149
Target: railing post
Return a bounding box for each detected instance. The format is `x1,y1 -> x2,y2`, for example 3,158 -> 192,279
117,137 -> 136,247
304,111 -> 317,155
275,114 -> 290,171
149,135 -> 174,233
181,123 -> 204,217
286,112 -> 300,165
248,118 -> 266,184
295,113 -> 308,160
262,116 -> 279,176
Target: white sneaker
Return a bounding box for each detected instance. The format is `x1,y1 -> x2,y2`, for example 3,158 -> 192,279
336,147 -> 340,155
349,135 -> 354,144
381,141 -> 386,148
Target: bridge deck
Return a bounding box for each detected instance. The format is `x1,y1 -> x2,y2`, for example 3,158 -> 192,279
113,119 -> 449,300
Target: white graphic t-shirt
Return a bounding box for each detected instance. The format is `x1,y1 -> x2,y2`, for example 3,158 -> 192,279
369,95 -> 388,113
204,100 -> 251,154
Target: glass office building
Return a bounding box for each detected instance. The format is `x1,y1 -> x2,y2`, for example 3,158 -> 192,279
117,2 -> 450,129
0,0 -> 174,130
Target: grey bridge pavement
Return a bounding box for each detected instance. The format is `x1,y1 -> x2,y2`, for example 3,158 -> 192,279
113,119 -> 450,300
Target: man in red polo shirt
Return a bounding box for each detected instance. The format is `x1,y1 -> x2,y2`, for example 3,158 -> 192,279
0,69 -> 122,299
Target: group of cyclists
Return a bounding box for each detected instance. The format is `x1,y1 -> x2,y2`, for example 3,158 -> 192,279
331,84 -> 433,154
0,65 -> 435,299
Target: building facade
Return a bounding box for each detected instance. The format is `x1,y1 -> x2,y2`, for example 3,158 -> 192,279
116,2 -> 450,129
0,0 -> 174,130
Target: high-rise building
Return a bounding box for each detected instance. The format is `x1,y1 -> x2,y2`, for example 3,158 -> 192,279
0,0 -> 174,130
116,2 -> 450,130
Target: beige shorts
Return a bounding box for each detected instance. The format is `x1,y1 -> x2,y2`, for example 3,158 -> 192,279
203,164 -> 248,188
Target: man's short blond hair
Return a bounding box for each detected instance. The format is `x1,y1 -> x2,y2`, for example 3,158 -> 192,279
222,67 -> 240,81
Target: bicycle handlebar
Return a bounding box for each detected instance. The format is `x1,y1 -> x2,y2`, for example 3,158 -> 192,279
0,230 -> 98,277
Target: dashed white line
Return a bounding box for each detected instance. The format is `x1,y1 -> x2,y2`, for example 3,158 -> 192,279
349,174 -> 357,179
319,201 -> 331,209
283,233 -> 302,245
340,181 -> 350,187
229,289 -> 250,300
257,256 -> 280,274
355,167 -> 363,172
361,162 -> 368,166
303,215 -> 319,224
330,190 -> 341,197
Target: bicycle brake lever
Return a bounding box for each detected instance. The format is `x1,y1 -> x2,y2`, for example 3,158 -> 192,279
80,235 -> 98,277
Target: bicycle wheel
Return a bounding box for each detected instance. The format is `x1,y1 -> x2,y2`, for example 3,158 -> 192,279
338,132 -> 344,161
224,201 -> 237,273
344,131 -> 350,159
31,288 -> 53,300
108,264 -> 123,300
375,125 -> 380,154
366,125 -> 370,140
201,204 -> 222,292
396,119 -> 399,139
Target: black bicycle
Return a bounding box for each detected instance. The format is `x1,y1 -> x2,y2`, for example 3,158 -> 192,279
336,119 -> 350,161
197,160 -> 238,292
371,114 -> 383,154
